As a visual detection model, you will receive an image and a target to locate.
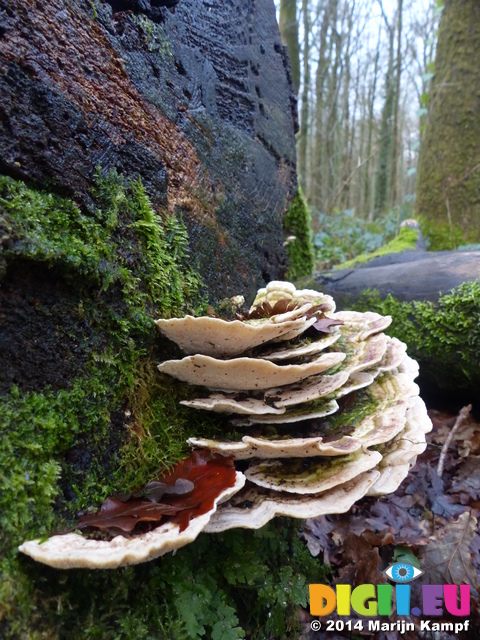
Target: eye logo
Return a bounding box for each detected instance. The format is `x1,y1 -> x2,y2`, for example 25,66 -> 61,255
384,563 -> 424,583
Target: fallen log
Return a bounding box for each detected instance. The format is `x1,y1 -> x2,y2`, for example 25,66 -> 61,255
312,249 -> 480,306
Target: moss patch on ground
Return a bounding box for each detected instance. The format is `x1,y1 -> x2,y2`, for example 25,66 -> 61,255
0,173 -> 325,639
352,281 -> 480,393
334,226 -> 419,270
284,187 -> 314,280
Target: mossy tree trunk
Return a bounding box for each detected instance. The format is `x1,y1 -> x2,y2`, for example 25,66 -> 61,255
0,0 -> 298,301
0,1 -> 306,637
415,0 -> 480,244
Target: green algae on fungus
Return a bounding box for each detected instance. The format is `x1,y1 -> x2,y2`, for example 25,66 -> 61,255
334,225 -> 419,270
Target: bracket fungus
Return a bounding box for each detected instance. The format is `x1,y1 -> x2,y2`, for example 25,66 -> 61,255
19,281 -> 431,568
157,280 -> 432,534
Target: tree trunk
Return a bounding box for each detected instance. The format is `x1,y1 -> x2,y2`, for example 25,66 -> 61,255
0,0 -> 297,301
389,0 -> 403,208
415,0 -> 480,243
279,0 -> 300,93
0,1 -> 299,635
298,0 -> 311,191
363,25 -> 381,219
311,0 -> 331,208
324,0 -> 340,211
373,20 -> 395,218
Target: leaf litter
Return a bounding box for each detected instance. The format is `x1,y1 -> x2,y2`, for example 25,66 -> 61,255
300,406 -> 480,639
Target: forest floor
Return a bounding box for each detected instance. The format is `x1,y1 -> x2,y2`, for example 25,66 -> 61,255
300,405 -> 480,640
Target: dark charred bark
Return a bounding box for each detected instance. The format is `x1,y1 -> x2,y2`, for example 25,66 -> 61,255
0,0 -> 297,300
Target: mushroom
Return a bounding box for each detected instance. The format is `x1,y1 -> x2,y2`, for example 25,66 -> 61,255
259,331 -> 341,361
204,471 -> 381,533
187,433 -> 362,460
251,281 -> 335,314
158,352 -> 345,391
19,451 -> 245,569
366,395 -> 431,496
187,369 -> 416,458
244,449 -> 382,494
157,281 -> 431,532
155,315 -> 309,359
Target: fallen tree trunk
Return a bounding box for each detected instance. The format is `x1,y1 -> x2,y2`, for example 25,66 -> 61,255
312,249 -> 480,306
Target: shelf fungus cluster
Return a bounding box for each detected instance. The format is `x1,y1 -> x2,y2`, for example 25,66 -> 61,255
157,281 -> 432,532
19,281 -> 431,569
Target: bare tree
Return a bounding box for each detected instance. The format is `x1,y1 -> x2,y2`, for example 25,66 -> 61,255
280,0 -> 439,227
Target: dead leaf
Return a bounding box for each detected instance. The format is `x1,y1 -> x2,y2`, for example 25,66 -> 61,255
418,511 -> 479,596
312,317 -> 344,333
449,457 -> 480,504
78,451 -> 237,536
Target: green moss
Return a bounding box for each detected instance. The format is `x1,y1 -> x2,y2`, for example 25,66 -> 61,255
1,170 -> 204,316
415,0 -> 480,242
133,13 -> 173,57
417,214 -> 464,251
0,174 -> 114,284
352,281 -> 480,391
284,187 -> 314,280
1,173 -> 324,639
334,226 -> 419,270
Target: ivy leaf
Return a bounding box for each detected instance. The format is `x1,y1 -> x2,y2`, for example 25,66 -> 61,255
393,545 -> 421,569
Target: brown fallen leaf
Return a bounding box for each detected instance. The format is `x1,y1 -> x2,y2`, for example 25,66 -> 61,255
78,450 -> 237,536
300,407 -> 480,640
418,511 -> 479,596
312,317 -> 344,334
449,456 -> 480,505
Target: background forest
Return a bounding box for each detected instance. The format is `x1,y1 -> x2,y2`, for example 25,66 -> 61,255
276,0 -> 480,268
